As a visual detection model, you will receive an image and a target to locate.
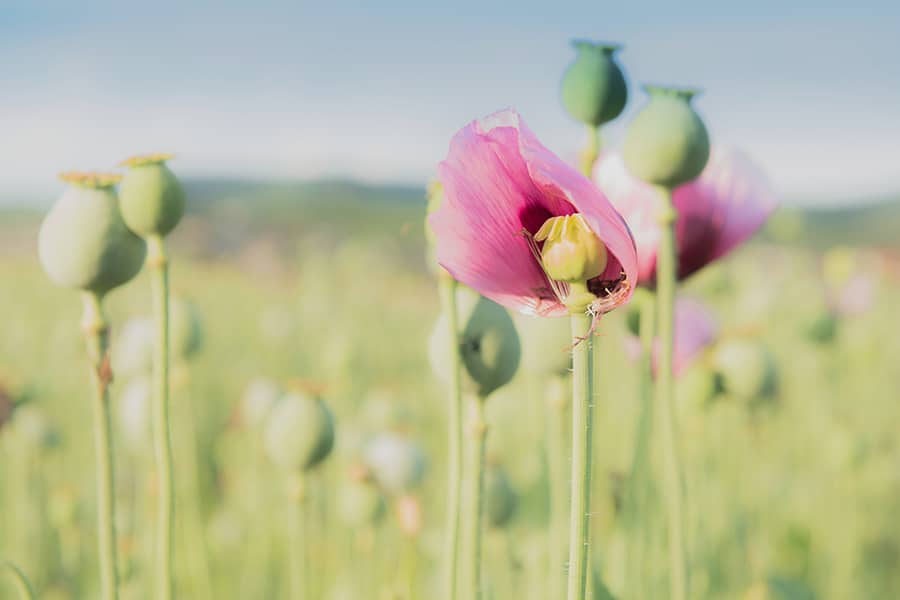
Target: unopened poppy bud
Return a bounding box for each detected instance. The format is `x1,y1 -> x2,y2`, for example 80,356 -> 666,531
428,286 -> 521,398
264,393 -> 335,472
712,339 -> 777,400
363,433 -> 427,495
170,297 -> 204,361
561,41 -> 628,128
118,154 -> 185,237
484,463 -> 518,529
39,172 -> 146,296
623,85 -> 710,188
535,214 -> 608,284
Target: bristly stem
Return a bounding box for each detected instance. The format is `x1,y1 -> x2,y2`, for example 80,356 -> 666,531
545,374 -> 569,600
566,311 -> 595,600
81,292 -> 120,600
147,235 -> 175,600
655,185 -> 688,600
462,395 -> 488,600
287,473 -> 307,599
625,290 -> 657,599
580,126 -> 601,177
439,275 -> 464,600
2,559 -> 38,600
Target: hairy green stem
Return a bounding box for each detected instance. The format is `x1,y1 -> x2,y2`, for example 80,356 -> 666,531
439,275 -> 464,600
462,395 -> 487,600
81,292 -> 120,600
655,185 -> 688,600
625,291 -> 657,598
545,374 -> 569,599
2,560 -> 37,600
287,474 -> 307,599
566,312 -> 595,600
147,235 -> 175,600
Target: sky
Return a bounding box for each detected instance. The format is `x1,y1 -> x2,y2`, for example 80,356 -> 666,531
2,1 -> 899,206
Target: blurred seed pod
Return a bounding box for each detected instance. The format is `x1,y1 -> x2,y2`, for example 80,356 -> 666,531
484,463 -> 517,529
804,308 -> 838,345
428,286 -> 521,398
10,404 -> 61,452
561,41 -> 628,128
240,377 -> 281,428
712,338 -> 778,400
38,174 -> 146,296
170,297 -> 204,361
118,154 -> 185,237
515,314 -> 572,378
118,376 -> 152,451
113,317 -> 154,378
623,86 -> 710,188
264,392 -> 335,472
337,471 -> 386,527
363,432 -> 427,495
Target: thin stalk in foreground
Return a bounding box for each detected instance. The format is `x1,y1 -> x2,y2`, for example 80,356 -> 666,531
439,275 -> 464,600
287,474 -> 307,599
655,185 -> 687,600
147,235 -> 175,600
2,560 -> 37,600
545,374 -> 569,599
625,291 -> 657,599
462,395 -> 488,600
81,292 -> 120,600
566,312 -> 595,600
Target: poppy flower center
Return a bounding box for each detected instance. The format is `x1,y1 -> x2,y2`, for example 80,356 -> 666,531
534,214 -> 608,283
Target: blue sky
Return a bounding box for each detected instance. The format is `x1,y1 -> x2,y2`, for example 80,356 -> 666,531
2,1 -> 899,206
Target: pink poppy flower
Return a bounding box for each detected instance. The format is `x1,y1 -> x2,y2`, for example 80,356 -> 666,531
624,296 -> 718,377
429,109 -> 638,317
594,147 -> 776,286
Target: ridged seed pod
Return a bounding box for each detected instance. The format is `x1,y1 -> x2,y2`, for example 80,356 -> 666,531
363,432 -> 427,495
264,392 -> 335,472
118,154 -> 185,237
561,41 -> 628,127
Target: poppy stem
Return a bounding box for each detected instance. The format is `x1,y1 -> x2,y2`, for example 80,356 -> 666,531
624,289 -> 657,599
463,395 -> 488,600
580,126 -> 602,177
1,560 -> 37,600
654,185 -> 688,600
545,374 -> 569,600
287,473 -> 307,599
566,311 -> 594,600
147,235 -> 175,600
439,275 -> 464,600
81,292 -> 120,600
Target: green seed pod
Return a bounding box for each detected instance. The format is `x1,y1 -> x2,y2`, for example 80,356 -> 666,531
623,85 -> 710,188
428,286 -> 521,398
118,154 -> 185,237
676,362 -> 719,410
712,338 -> 778,400
38,173 -> 146,296
484,463 -> 517,529
515,314 -> 572,377
264,392 -> 335,472
364,432 -> 427,495
337,478 -> 386,527
561,41 -> 628,128
170,297 -> 204,360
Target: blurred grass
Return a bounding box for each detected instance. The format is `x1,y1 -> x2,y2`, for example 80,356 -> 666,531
1,183 -> 900,599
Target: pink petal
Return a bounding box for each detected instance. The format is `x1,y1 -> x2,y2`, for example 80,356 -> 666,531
595,147 -> 776,285
431,109 -> 637,316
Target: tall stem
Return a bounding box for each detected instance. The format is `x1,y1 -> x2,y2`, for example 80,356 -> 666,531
439,275 -> 464,600
2,560 -> 37,600
580,126 -> 601,177
147,235 -> 175,600
81,292 -> 120,600
566,312 -> 595,600
655,185 -> 687,600
462,395 -> 487,600
287,473 -> 307,599
545,374 -> 569,599
625,291 -> 657,598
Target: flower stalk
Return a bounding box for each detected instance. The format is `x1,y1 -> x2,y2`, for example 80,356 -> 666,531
81,292 -> 120,600
462,394 -> 488,600
566,311 -> 595,600
545,374 -> 569,600
287,473 -> 308,599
